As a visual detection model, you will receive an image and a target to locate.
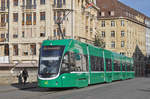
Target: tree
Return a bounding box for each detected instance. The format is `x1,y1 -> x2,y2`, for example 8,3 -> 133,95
94,34 -> 105,48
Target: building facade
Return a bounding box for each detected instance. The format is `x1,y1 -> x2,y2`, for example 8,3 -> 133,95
0,0 -> 99,67
0,0 -> 9,63
145,18 -> 150,57
96,0 -> 150,76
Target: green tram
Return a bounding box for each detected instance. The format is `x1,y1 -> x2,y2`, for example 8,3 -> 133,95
38,39 -> 135,88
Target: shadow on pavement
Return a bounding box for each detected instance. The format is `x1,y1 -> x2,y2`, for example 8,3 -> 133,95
11,82 -> 37,90
11,82 -> 76,92
26,87 -> 75,92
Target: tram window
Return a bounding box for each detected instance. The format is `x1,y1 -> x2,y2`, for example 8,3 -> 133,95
95,57 -> 100,71
85,55 -> 89,71
74,53 -> 82,71
106,59 -> 112,71
63,51 -> 88,72
114,60 -> 120,71
70,52 -> 88,72
61,53 -> 69,72
82,55 -> 88,71
122,63 -> 126,71
118,61 -> 121,71
100,57 -> 104,71
62,52 -> 88,72
97,57 -> 104,71
114,61 -> 117,71
90,56 -> 104,71
91,56 -> 96,71
126,63 -> 128,71
127,63 -> 130,71
69,52 -> 77,71
131,64 -> 134,71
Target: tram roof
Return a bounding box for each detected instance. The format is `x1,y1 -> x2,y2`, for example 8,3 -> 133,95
42,39 -> 132,60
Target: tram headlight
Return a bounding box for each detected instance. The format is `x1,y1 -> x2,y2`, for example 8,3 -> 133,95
44,81 -> 48,85
62,76 -> 66,79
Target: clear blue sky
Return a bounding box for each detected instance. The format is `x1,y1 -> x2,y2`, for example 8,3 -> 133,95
119,0 -> 150,17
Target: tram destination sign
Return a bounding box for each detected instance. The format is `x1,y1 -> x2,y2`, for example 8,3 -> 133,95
43,46 -> 63,50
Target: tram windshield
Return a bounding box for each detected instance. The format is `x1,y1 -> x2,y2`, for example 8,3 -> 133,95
39,46 -> 65,78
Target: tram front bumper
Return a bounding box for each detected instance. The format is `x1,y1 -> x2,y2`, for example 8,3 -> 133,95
38,78 -> 62,88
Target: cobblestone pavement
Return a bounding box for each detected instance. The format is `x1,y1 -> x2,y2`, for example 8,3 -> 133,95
0,78 -> 150,99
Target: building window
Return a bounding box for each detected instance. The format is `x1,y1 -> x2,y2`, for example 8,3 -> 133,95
13,0 -> 18,6
57,0 -> 62,8
26,13 -> 32,25
1,14 -> 5,26
1,0 -> 5,10
22,13 -> 24,25
111,41 -> 115,48
120,52 -> 125,55
103,42 -> 106,48
13,34 -> 18,38
101,12 -> 105,16
40,12 -> 45,20
54,29 -> 56,37
63,28 -> 66,36
111,31 -> 115,37
54,0 -> 56,6
121,20 -> 124,26
33,12 -> 36,25
111,21 -> 115,27
6,14 -> 8,22
101,21 -> 105,27
110,11 -> 114,16
90,28 -> 93,33
13,13 -> 18,22
40,32 -> 45,37
23,0 -> 25,6
54,11 -> 56,23
26,0 -> 32,5
121,31 -> 125,37
13,44 -> 18,56
63,0 -> 66,5
40,0 -> 45,5
121,41 -> 125,47
102,31 -> 105,37
1,33 -> 5,38
34,0 -> 36,7
22,31 -> 25,38
30,44 -> 36,55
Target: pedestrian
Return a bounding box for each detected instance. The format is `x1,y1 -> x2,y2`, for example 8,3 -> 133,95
22,68 -> 29,85
17,71 -> 22,85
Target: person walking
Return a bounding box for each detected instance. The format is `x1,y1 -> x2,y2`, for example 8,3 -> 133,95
17,71 -> 22,85
22,68 -> 29,85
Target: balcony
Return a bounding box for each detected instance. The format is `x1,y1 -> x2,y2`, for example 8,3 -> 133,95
0,23 -> 6,27
0,56 -> 9,63
21,5 -> 36,10
0,7 -> 8,11
0,38 -> 7,42
52,4 -> 72,11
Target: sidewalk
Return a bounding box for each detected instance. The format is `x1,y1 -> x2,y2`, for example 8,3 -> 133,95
0,82 -> 38,92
